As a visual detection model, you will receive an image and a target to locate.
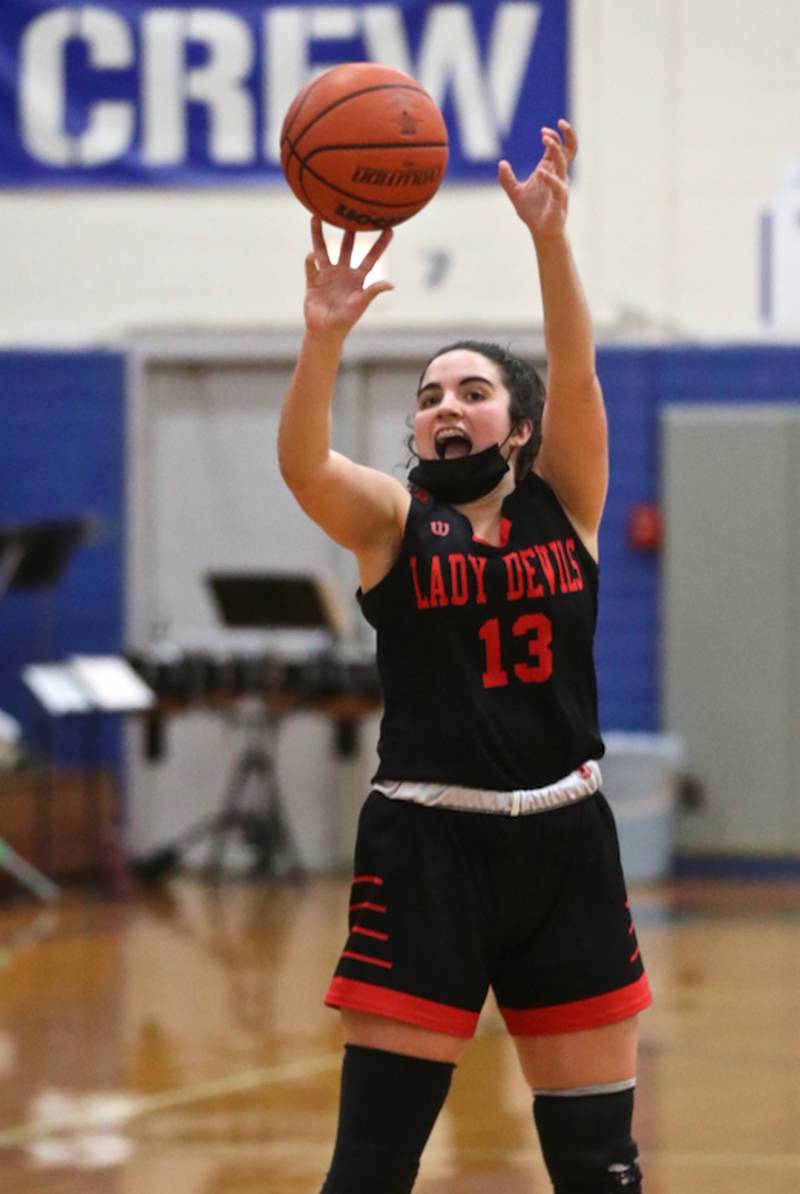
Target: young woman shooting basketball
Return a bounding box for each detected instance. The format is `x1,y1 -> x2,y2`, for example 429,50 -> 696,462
278,119 -> 651,1194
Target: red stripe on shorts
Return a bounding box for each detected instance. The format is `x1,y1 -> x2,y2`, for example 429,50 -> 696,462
349,901 -> 387,913
352,925 -> 389,942
499,974 -> 652,1036
325,976 -> 479,1038
341,951 -> 393,970
352,875 -> 384,886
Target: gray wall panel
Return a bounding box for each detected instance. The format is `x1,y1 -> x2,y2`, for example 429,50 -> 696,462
663,406 -> 798,853
789,415 -> 800,846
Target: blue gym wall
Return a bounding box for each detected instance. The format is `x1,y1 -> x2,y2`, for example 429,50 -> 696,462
1,345 -> 799,770
0,351 -> 126,769
595,345 -> 800,732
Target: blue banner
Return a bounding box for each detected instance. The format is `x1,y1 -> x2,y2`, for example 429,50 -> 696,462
0,1 -> 567,186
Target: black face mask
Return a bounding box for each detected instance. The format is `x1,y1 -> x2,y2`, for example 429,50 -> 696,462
408,440 -> 511,504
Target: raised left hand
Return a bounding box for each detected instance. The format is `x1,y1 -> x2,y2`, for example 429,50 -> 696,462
498,119 -> 577,240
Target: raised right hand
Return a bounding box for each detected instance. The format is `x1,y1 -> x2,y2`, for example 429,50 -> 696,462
303,217 -> 394,337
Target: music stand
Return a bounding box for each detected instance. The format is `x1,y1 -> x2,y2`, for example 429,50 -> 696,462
208,572 -> 348,639
138,574 -> 344,883
0,518 -> 94,903
1,517 -> 94,657
0,519 -> 91,594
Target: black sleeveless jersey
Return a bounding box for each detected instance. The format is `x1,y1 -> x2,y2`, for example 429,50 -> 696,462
357,471 -> 604,790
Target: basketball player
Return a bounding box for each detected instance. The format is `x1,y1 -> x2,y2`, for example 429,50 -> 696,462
278,120 -> 651,1193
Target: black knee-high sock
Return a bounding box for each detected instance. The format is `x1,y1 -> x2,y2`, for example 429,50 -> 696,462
534,1087 -> 642,1192
321,1044 -> 454,1194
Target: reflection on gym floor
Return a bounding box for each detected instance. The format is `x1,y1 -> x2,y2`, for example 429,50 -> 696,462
1,874 -> 800,1194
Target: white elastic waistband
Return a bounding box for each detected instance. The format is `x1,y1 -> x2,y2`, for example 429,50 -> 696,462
372,760 -> 602,816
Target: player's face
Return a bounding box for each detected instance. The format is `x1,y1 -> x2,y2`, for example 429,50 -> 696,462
413,350 -> 518,461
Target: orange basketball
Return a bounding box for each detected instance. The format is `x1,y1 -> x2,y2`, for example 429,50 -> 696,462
280,62 -> 448,232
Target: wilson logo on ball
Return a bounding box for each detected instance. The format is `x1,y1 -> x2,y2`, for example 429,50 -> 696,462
351,166 -> 443,189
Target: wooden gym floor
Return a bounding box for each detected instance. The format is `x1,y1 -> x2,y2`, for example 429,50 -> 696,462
1,871 -> 799,1193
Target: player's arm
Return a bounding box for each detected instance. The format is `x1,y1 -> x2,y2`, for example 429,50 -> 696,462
499,122 -> 608,554
278,219 -> 407,552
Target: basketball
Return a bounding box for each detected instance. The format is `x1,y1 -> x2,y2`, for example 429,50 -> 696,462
280,62 -> 448,232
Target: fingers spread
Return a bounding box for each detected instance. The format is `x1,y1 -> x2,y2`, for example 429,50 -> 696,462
338,228 -> 355,265
498,159 -> 518,194
358,226 -> 394,275
366,280 -> 394,299
310,216 -> 330,264
541,128 -> 568,180
362,280 -> 394,311
558,118 -> 578,163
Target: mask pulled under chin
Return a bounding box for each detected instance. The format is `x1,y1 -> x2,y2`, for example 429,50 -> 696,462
408,442 -> 510,504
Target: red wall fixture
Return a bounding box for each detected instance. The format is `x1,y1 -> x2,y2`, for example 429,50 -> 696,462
627,503 -> 663,552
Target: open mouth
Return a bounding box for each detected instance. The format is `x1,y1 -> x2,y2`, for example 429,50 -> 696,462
435,431 -> 473,460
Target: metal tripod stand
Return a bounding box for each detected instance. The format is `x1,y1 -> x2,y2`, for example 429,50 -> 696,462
137,701 -> 304,882
205,703 -> 303,879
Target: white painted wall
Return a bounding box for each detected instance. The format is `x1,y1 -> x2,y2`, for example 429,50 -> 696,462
2,0 -> 799,345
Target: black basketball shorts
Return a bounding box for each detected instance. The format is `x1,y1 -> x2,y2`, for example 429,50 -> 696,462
325,791 -> 652,1037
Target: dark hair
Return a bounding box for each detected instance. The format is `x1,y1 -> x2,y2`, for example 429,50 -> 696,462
405,340 -> 546,482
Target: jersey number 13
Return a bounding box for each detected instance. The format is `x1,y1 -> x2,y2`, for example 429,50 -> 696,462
479,614 -> 553,688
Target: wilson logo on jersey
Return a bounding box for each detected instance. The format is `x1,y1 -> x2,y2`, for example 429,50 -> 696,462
430,521 -> 450,537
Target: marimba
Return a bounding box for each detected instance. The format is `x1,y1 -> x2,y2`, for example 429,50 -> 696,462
126,645 -> 383,881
